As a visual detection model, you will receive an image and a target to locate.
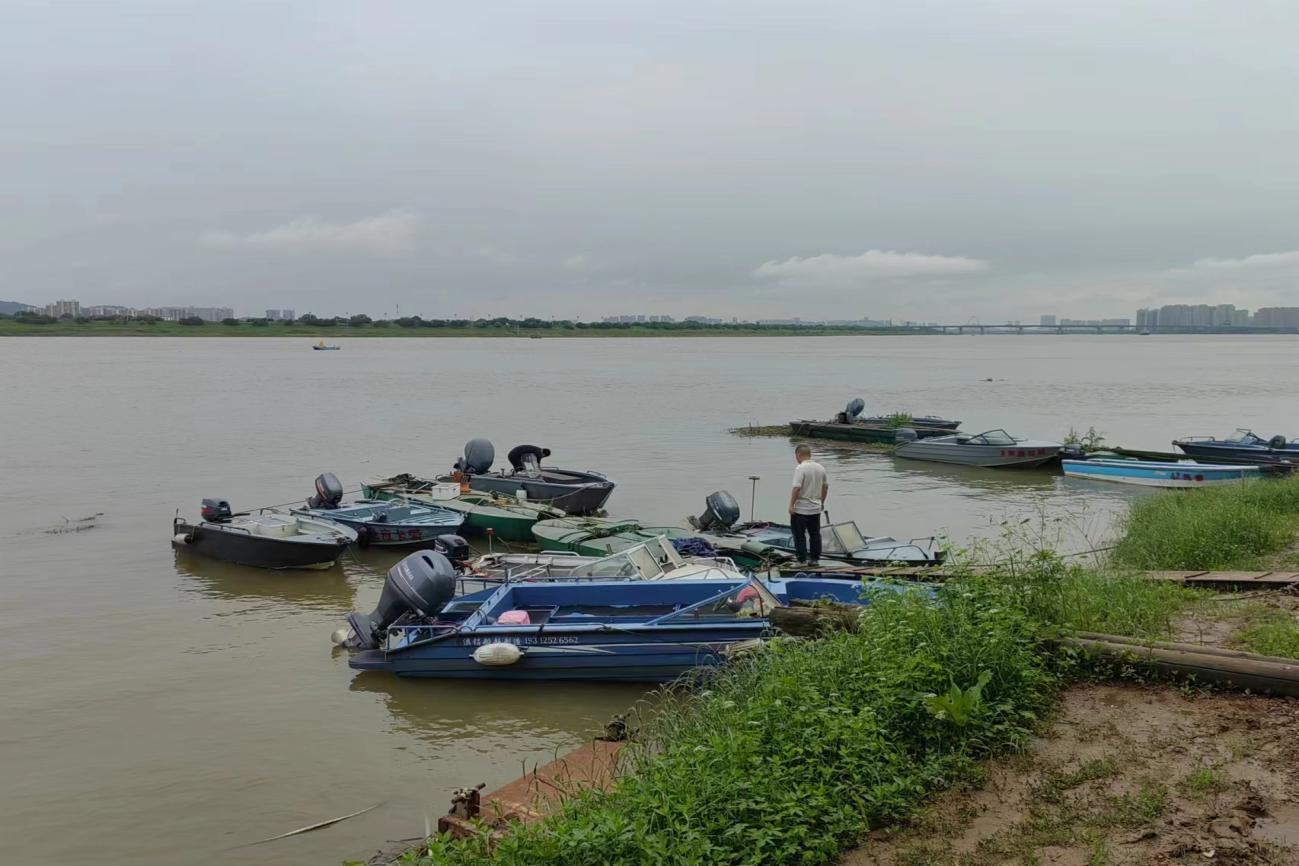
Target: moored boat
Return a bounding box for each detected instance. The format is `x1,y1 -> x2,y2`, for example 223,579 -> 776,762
787,420 -> 953,444
291,473 -> 464,546
172,499 -> 355,569
531,492 -> 944,569
894,428 -> 1062,468
1173,430 -> 1299,464
334,551 -> 895,682
789,398 -> 959,444
312,341 -> 340,350
1063,459 -> 1261,488
363,474 -> 565,542
450,439 -> 615,515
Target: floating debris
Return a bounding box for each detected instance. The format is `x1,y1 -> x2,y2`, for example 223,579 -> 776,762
729,424 -> 792,438
43,513 -> 104,534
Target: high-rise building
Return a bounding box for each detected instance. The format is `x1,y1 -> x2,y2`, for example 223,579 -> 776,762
1039,315 -> 1056,327
1253,307 -> 1299,328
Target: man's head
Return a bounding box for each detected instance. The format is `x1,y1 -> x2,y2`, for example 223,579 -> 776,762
541,448 -> 552,458
794,444 -> 811,464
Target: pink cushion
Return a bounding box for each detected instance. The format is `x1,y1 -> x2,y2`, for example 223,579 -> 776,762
497,610 -> 531,625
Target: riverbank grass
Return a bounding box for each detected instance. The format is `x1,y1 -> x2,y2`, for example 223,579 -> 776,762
1111,475 -> 1299,571
389,562 -> 1200,866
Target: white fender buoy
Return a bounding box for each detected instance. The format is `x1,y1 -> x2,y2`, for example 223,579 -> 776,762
473,642 -> 523,666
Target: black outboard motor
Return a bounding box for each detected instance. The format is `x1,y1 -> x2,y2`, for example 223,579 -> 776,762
691,490 -> 741,531
339,550 -> 457,650
845,397 -> 865,421
1270,435 -> 1288,450
200,498 -> 232,522
895,427 -> 918,444
308,472 -> 344,509
461,438 -> 495,475
433,534 -> 470,569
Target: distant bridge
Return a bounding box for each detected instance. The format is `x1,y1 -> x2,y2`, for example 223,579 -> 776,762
919,324 -> 1299,335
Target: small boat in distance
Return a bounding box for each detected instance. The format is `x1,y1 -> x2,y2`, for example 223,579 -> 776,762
894,428 -> 1063,468
312,341 -> 340,350
172,499 -> 356,569
1063,458 -> 1260,488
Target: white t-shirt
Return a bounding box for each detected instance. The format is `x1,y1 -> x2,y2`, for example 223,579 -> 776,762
791,460 -> 827,515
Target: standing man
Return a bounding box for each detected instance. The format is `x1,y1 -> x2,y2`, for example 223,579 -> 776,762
789,444 -> 828,564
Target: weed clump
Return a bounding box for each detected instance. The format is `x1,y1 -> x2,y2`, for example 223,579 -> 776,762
401,579 -> 1059,866
1111,476 -> 1299,571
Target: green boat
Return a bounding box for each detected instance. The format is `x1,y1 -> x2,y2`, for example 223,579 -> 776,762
363,474 -> 564,542
531,517 -> 791,570
788,420 -> 954,444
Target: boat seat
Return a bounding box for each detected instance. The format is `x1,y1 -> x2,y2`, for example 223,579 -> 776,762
247,517 -> 297,538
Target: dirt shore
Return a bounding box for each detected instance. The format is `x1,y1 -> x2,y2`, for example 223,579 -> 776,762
844,683 -> 1299,865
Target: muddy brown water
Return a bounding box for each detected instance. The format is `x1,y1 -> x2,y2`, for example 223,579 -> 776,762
3,335 -> 1298,865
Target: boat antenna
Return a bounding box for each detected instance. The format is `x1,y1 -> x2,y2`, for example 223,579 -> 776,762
748,475 -> 760,521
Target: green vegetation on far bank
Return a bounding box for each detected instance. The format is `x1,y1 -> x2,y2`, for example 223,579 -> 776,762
0,316 -> 935,339
1111,473 -> 1299,571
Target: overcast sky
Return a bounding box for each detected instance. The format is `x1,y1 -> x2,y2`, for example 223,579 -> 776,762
3,1 -> 1298,321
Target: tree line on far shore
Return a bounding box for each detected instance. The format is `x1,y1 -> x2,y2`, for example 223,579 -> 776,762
1,310 -> 914,333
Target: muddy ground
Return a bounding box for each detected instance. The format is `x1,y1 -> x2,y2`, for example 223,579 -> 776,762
844,683 -> 1299,866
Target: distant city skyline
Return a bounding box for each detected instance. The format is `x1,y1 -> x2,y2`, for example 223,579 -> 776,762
15,296 -> 1299,331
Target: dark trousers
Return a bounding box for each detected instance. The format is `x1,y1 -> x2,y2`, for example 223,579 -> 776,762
790,512 -> 822,563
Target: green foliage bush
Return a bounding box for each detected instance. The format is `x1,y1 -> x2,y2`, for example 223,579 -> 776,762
397,579 -> 1059,866
1111,477 -> 1299,570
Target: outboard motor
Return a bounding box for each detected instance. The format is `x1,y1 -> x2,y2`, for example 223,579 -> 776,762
845,397 -> 865,421
433,534 -> 471,570
200,498 -> 232,522
462,438 -> 495,475
1270,435 -> 1288,450
308,472 -> 344,509
895,427 -> 918,444
338,550 -> 457,650
690,490 -> 741,531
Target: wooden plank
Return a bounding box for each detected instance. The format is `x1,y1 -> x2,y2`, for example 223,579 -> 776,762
438,740 -> 625,839
1185,571 -> 1271,583
1143,571 -> 1209,582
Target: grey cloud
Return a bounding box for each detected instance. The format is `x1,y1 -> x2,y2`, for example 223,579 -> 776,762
201,212 -> 421,254
752,251 -> 989,288
4,2 -> 1299,320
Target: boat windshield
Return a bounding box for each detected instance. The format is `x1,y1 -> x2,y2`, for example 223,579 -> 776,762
567,538 -> 686,580
968,429 -> 1017,446
1227,429 -> 1263,444
822,522 -> 867,554
654,578 -> 780,623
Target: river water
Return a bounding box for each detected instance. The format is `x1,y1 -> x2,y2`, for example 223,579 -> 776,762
2,335 -> 1296,865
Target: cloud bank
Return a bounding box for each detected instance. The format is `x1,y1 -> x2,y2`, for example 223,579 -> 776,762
202,211 -> 420,253
1178,250 -> 1299,273
752,250 -> 989,287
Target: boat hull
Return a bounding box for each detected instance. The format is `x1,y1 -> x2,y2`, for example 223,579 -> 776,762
895,441 -> 1061,468
467,469 -> 614,515
291,504 -> 464,547
1063,460 -> 1260,488
788,421 -> 952,444
363,481 -> 561,542
1174,441 -> 1299,465
172,520 -> 349,569
532,517 -> 943,568
348,627 -> 752,682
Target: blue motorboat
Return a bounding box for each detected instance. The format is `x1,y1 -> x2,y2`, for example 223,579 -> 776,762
334,550 -> 895,682
1063,458 -> 1261,488
1173,430 -> 1299,465
293,474 -> 464,547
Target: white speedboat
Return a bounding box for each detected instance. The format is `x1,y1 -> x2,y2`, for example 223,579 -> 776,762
894,428 -> 1062,468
